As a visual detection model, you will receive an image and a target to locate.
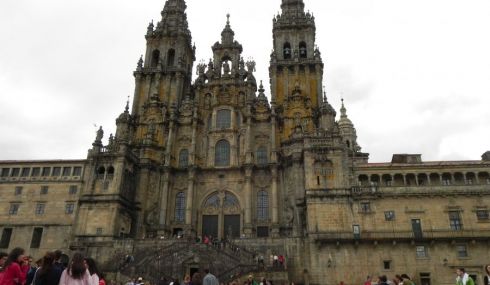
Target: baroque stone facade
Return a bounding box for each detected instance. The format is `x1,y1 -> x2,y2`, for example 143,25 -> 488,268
1,1 -> 490,285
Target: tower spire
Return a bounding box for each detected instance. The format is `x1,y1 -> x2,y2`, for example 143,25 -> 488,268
221,13 -> 235,45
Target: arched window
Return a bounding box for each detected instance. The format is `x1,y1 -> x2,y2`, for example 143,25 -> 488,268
299,41 -> 307,58
175,192 -> 185,223
179,149 -> 189,168
167,49 -> 175,66
97,166 -> 105,175
151,50 -> 160,68
215,140 -> 230,167
107,166 -> 115,175
256,146 -> 268,165
216,109 -> 231,129
283,42 -> 292,59
257,191 -> 269,221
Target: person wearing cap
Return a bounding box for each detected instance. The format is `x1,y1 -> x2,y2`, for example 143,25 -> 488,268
202,269 -> 218,285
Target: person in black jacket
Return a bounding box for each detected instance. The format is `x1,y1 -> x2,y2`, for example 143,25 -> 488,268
484,264 -> 490,285
33,252 -> 63,285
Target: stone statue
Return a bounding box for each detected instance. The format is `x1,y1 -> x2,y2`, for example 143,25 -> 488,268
96,126 -> 104,142
222,60 -> 231,75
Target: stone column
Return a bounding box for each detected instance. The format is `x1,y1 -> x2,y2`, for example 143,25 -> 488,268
132,74 -> 143,115
165,106 -> 177,166
244,166 -> 253,236
185,168 -> 196,226
271,166 -> 279,225
158,169 -> 170,228
316,63 -> 323,106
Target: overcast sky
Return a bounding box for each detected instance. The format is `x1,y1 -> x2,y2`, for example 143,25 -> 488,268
0,0 -> 489,162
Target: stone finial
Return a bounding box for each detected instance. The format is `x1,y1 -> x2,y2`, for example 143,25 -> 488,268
137,55 -> 144,71
340,98 -> 347,118
125,97 -> 130,113
147,20 -> 154,36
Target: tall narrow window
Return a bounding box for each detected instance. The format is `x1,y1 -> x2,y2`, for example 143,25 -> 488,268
11,168 -> 20,177
62,167 -> 72,176
9,204 -> 20,215
52,167 -> 61,176
30,227 -> 43,248
21,168 -> 30,177
449,211 -> 463,230
1,168 -> 9,177
257,191 -> 269,221
14,186 -> 22,196
151,49 -> 160,68
456,244 -> 468,258
179,149 -> 189,168
215,140 -> 230,167
35,203 -> 45,215
256,147 -> 268,165
283,42 -> 292,59
42,167 -> 51,176
167,49 -> 175,66
299,41 -> 307,58
0,228 -> 13,248
69,185 -> 78,195
73,167 -> 82,176
216,109 -> 231,129
31,168 -> 40,177
175,192 -> 185,223
40,186 -> 49,195
65,203 -> 75,215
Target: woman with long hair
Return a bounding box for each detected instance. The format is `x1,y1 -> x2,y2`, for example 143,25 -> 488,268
182,275 -> 191,285
0,247 -> 29,285
32,252 -> 63,285
83,258 -> 100,285
484,264 -> 490,285
59,253 -> 91,285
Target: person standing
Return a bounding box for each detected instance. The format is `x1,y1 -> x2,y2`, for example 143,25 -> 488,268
0,252 -> 9,282
32,252 -> 63,285
484,265 -> 490,285
363,276 -> 372,285
84,258 -> 100,285
202,269 -> 218,285
58,253 -> 91,285
456,268 -> 475,285
0,247 -> 29,285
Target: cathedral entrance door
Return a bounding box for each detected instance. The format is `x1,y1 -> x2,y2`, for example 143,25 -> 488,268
224,215 -> 240,239
202,215 -> 218,238
201,191 -> 241,239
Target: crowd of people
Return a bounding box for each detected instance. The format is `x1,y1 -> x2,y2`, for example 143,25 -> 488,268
1,246 -> 487,285
0,247 -> 106,285
361,267 -> 487,285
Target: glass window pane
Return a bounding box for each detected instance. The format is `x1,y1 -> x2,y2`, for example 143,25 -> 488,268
216,110 -> 231,129
215,140 -> 230,167
175,192 -> 185,222
256,147 -> 268,165
257,191 -> 269,221
179,149 -> 189,168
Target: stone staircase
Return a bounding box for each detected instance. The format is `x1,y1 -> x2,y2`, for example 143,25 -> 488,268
115,239 -> 257,283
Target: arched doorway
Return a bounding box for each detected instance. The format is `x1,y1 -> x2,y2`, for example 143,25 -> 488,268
201,191 -> 241,240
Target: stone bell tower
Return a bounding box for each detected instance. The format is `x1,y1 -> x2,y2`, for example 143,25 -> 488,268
270,0 -> 324,141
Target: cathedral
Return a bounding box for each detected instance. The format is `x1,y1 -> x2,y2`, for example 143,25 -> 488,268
1,0 -> 490,284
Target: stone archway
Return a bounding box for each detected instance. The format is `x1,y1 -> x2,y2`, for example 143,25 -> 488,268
200,191 -> 241,240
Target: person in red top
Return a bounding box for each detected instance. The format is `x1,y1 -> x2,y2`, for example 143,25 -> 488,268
0,252 -> 9,283
364,276 -> 373,285
0,247 -> 29,285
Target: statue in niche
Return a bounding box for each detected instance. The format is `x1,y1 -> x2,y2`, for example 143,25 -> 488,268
222,61 -> 231,75
204,94 -> 211,109
283,196 -> 295,225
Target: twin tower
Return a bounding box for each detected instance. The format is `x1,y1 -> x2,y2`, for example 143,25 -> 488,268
75,0 -> 364,242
